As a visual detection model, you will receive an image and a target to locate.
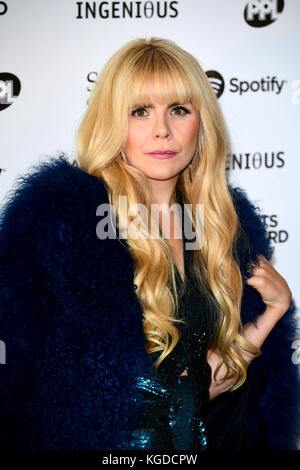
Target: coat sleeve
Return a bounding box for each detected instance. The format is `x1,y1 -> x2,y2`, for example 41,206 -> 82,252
204,185 -> 300,450
0,155 -> 151,449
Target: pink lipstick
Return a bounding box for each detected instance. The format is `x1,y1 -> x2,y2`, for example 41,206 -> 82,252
147,150 -> 178,159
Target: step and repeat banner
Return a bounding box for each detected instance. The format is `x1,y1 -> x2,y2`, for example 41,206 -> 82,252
1,0 -> 299,344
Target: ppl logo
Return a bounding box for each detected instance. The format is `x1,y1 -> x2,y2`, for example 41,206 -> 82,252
0,2 -> 7,15
0,73 -> 21,111
206,71 -> 225,98
244,0 -> 284,27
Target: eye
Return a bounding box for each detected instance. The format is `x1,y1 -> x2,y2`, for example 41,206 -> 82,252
171,106 -> 191,116
131,107 -> 147,117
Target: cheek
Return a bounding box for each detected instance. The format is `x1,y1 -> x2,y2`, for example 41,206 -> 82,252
125,124 -> 146,152
182,120 -> 199,149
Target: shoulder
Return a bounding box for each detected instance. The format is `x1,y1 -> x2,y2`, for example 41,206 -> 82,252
229,184 -> 264,227
0,154 -> 135,315
0,154 -> 116,258
1,153 -> 109,225
0,154 -> 135,304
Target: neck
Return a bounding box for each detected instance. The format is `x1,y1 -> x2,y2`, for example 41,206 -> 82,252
149,177 -> 179,207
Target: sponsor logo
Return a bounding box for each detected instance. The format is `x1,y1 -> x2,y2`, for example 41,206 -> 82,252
230,76 -> 286,95
87,71 -> 97,92
76,1 -> 179,19
206,71 -> 286,98
244,0 -> 284,28
206,71 -> 225,98
261,214 -> 288,244
86,71 -> 97,104
0,73 -> 21,111
226,151 -> 285,170
0,2 -> 7,15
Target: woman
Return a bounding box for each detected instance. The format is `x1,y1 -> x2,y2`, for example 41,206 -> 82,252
0,37 -> 298,450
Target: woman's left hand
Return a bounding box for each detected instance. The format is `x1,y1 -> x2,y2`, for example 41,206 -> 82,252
245,254 -> 292,318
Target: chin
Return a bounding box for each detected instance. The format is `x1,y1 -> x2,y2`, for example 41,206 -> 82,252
144,170 -> 180,181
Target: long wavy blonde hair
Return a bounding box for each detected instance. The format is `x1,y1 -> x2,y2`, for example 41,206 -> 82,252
77,37 -> 260,391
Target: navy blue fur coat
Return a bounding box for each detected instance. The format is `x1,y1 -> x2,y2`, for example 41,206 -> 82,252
0,154 -> 299,450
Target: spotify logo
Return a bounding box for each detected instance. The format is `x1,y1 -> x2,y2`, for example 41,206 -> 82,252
206,71 -> 225,98
206,71 -> 286,99
0,73 -> 21,111
244,0 -> 284,28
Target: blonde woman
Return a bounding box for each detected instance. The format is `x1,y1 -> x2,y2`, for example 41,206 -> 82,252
0,37 -> 298,451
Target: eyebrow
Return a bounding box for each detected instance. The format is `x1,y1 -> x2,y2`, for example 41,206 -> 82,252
132,101 -> 186,109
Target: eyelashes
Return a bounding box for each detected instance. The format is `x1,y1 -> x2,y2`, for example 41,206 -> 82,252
131,105 -> 192,118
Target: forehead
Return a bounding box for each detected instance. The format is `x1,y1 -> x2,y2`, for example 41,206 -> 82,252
127,73 -> 196,108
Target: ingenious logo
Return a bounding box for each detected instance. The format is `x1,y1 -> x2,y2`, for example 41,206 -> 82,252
76,1 -> 179,19
0,73 -> 21,111
0,2 -> 7,15
226,151 -> 285,171
244,0 -> 284,27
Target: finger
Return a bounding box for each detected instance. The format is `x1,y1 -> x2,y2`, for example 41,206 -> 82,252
245,263 -> 255,276
257,254 -> 271,268
255,256 -> 272,272
246,259 -> 262,274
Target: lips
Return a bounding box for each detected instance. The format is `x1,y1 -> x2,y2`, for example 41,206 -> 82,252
147,151 -> 178,160
148,152 -> 177,160
148,150 -> 178,155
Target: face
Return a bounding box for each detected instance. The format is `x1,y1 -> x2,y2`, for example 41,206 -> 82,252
124,95 -> 200,183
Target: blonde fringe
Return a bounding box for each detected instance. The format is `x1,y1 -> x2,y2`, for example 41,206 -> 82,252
76,37 -> 261,392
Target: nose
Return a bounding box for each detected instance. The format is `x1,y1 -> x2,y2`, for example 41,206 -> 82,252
152,112 -> 171,139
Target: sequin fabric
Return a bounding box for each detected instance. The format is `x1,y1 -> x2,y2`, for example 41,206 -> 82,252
119,193 -> 219,450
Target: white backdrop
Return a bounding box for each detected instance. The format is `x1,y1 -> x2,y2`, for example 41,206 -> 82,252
1,0 -> 299,328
